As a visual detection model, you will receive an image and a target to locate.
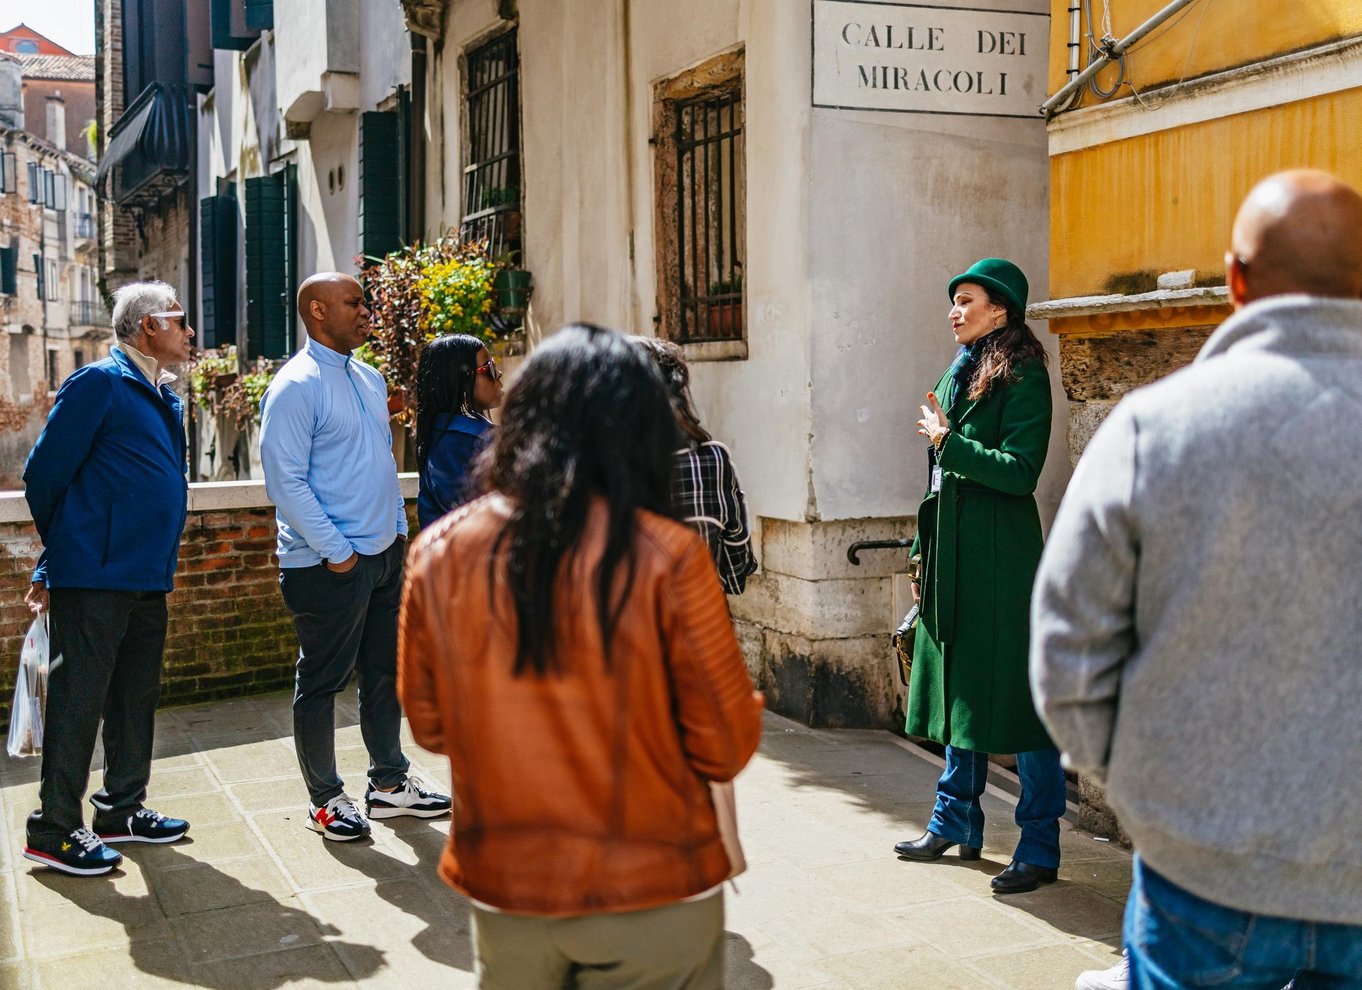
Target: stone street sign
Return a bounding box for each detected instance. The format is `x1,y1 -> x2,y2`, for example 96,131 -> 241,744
813,1 -> 1049,119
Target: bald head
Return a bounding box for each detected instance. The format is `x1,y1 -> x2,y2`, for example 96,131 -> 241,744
297,272 -> 372,353
1228,170 -> 1362,306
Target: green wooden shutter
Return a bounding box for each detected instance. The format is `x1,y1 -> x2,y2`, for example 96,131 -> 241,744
0,245 -> 16,296
243,0 -> 273,31
200,189 -> 237,350
359,111 -> 402,262
245,172 -> 291,359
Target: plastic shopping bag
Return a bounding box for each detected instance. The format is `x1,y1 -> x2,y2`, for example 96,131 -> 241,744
7,615 -> 51,758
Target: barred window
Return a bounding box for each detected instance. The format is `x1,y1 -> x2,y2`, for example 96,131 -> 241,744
654,53 -> 746,351
460,30 -> 522,262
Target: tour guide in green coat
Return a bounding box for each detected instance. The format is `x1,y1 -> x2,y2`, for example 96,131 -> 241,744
892,258 -> 1067,896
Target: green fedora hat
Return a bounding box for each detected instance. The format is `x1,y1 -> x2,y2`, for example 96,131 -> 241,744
948,258 -> 1028,314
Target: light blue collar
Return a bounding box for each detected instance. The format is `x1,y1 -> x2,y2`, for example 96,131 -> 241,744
304,336 -> 352,368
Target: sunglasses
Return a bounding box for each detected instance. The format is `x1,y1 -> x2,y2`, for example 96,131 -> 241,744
475,358 -> 501,382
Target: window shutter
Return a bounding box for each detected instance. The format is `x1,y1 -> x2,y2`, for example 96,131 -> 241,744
359,111 -> 402,262
44,170 -> 56,209
54,174 -> 67,212
0,153 -> 9,194
245,168 -> 295,359
33,254 -> 43,299
200,191 -> 238,350
0,246 -> 16,295
243,0 -> 273,31
27,162 -> 39,203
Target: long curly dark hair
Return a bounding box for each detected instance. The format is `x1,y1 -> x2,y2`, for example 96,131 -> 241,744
485,324 -> 682,677
414,333 -> 484,471
966,289 -> 1048,401
631,336 -> 712,444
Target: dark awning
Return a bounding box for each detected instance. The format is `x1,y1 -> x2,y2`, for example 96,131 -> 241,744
95,83 -> 191,207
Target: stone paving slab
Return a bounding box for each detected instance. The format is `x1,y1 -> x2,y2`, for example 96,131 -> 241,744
0,691 -> 1129,988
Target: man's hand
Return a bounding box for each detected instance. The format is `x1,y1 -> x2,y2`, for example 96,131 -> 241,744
326,552 -> 359,574
24,582 -> 49,615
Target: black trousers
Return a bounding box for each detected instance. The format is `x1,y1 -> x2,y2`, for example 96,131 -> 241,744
28,589 -> 168,842
279,539 -> 409,806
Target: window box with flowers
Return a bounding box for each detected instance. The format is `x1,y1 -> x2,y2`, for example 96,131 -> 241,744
359,235 -> 526,425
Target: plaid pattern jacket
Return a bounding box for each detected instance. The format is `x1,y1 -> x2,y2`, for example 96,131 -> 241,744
671,440 -> 758,595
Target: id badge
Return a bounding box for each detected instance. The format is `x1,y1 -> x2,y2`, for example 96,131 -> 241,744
930,466 -> 943,493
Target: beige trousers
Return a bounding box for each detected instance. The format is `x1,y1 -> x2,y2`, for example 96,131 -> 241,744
471,893 -> 725,990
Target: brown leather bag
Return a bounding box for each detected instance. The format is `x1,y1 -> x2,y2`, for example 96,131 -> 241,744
709,781 -> 747,879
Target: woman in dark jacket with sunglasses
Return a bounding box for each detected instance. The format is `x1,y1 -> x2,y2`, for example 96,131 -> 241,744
414,334 -> 504,530
892,258 -> 1065,896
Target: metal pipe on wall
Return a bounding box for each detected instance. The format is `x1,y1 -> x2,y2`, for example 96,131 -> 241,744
1067,0 -> 1082,79
1040,0 -> 1203,117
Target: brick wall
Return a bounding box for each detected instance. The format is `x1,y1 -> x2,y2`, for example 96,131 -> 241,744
0,477 -> 420,722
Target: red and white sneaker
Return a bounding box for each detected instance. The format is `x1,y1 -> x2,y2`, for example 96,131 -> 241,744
307,793 -> 371,841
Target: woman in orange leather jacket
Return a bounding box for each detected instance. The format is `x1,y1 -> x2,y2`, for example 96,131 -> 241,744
398,324 -> 764,989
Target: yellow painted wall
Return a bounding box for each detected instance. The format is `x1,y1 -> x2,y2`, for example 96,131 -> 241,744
1048,1 -> 1362,106
1049,87 -> 1362,301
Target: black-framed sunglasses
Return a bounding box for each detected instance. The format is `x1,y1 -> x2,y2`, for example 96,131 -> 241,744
475,358 -> 501,382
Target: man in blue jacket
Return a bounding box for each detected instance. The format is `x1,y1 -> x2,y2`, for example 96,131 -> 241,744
22,280 -> 194,876
261,272 -> 450,843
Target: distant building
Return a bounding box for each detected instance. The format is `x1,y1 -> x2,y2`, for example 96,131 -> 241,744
15,54 -> 96,159
0,24 -> 76,57
0,53 -> 110,488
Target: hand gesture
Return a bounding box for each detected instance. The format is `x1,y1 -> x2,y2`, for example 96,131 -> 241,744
916,392 -> 949,447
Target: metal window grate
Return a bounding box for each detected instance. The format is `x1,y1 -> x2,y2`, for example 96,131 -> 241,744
675,88 -> 745,343
460,31 -> 522,260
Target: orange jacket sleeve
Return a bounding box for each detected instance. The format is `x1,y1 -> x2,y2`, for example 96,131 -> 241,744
397,550 -> 447,755
663,539 -> 764,781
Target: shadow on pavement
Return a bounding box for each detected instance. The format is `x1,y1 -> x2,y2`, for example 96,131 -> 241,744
31,839 -> 385,987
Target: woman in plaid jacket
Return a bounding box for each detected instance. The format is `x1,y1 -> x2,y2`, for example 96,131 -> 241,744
635,337 -> 757,595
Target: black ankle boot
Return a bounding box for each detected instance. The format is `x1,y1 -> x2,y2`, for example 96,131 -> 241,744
990,859 -> 1058,894
893,832 -> 982,862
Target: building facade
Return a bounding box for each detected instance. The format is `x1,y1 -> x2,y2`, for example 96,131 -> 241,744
1037,1 -> 1362,457
404,0 -> 1065,727
96,0 -> 1068,731
0,54 -> 108,488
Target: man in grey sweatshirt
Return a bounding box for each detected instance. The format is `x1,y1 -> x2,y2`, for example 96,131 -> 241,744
1031,170 -> 1362,989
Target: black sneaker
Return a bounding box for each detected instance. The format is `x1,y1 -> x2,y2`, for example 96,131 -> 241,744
23,827 -> 123,876
308,793 -> 371,841
365,776 -> 452,820
95,807 -> 190,844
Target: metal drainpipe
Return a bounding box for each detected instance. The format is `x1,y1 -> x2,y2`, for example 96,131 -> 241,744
1067,0 -> 1082,79
1040,0 -> 1203,117
185,86 -> 200,479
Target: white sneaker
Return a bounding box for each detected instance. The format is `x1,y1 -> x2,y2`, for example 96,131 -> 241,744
365,775 -> 452,819
1077,952 -> 1129,990
308,793 -> 371,841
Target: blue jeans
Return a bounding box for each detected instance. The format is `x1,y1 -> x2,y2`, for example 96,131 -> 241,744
1126,856 -> 1362,989
927,745 -> 1066,868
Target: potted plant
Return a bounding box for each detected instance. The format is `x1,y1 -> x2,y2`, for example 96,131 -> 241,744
189,346 -> 240,410
705,274 -> 743,336
361,235 -> 502,429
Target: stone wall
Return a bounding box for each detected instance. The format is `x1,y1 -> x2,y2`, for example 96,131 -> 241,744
0,477 -> 419,723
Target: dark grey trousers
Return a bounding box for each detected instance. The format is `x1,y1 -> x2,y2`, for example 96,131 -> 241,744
279,539 -> 409,806
28,589 -> 168,843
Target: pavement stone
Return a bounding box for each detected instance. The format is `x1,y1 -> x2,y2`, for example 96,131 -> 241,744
0,689 -> 1131,988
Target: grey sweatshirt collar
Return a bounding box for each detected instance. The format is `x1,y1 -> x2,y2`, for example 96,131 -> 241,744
1198,294 -> 1362,363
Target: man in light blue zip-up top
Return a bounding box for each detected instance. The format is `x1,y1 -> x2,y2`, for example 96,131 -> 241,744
261,272 -> 450,841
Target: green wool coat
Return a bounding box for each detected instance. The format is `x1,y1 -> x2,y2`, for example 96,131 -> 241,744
905,356 -> 1055,754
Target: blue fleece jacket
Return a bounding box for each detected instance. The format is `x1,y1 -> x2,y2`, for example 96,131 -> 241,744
24,348 -> 189,592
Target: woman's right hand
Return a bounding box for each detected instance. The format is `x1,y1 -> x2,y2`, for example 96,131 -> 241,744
910,578 -> 920,604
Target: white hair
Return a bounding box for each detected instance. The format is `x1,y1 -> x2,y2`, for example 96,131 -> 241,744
111,281 -> 179,342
